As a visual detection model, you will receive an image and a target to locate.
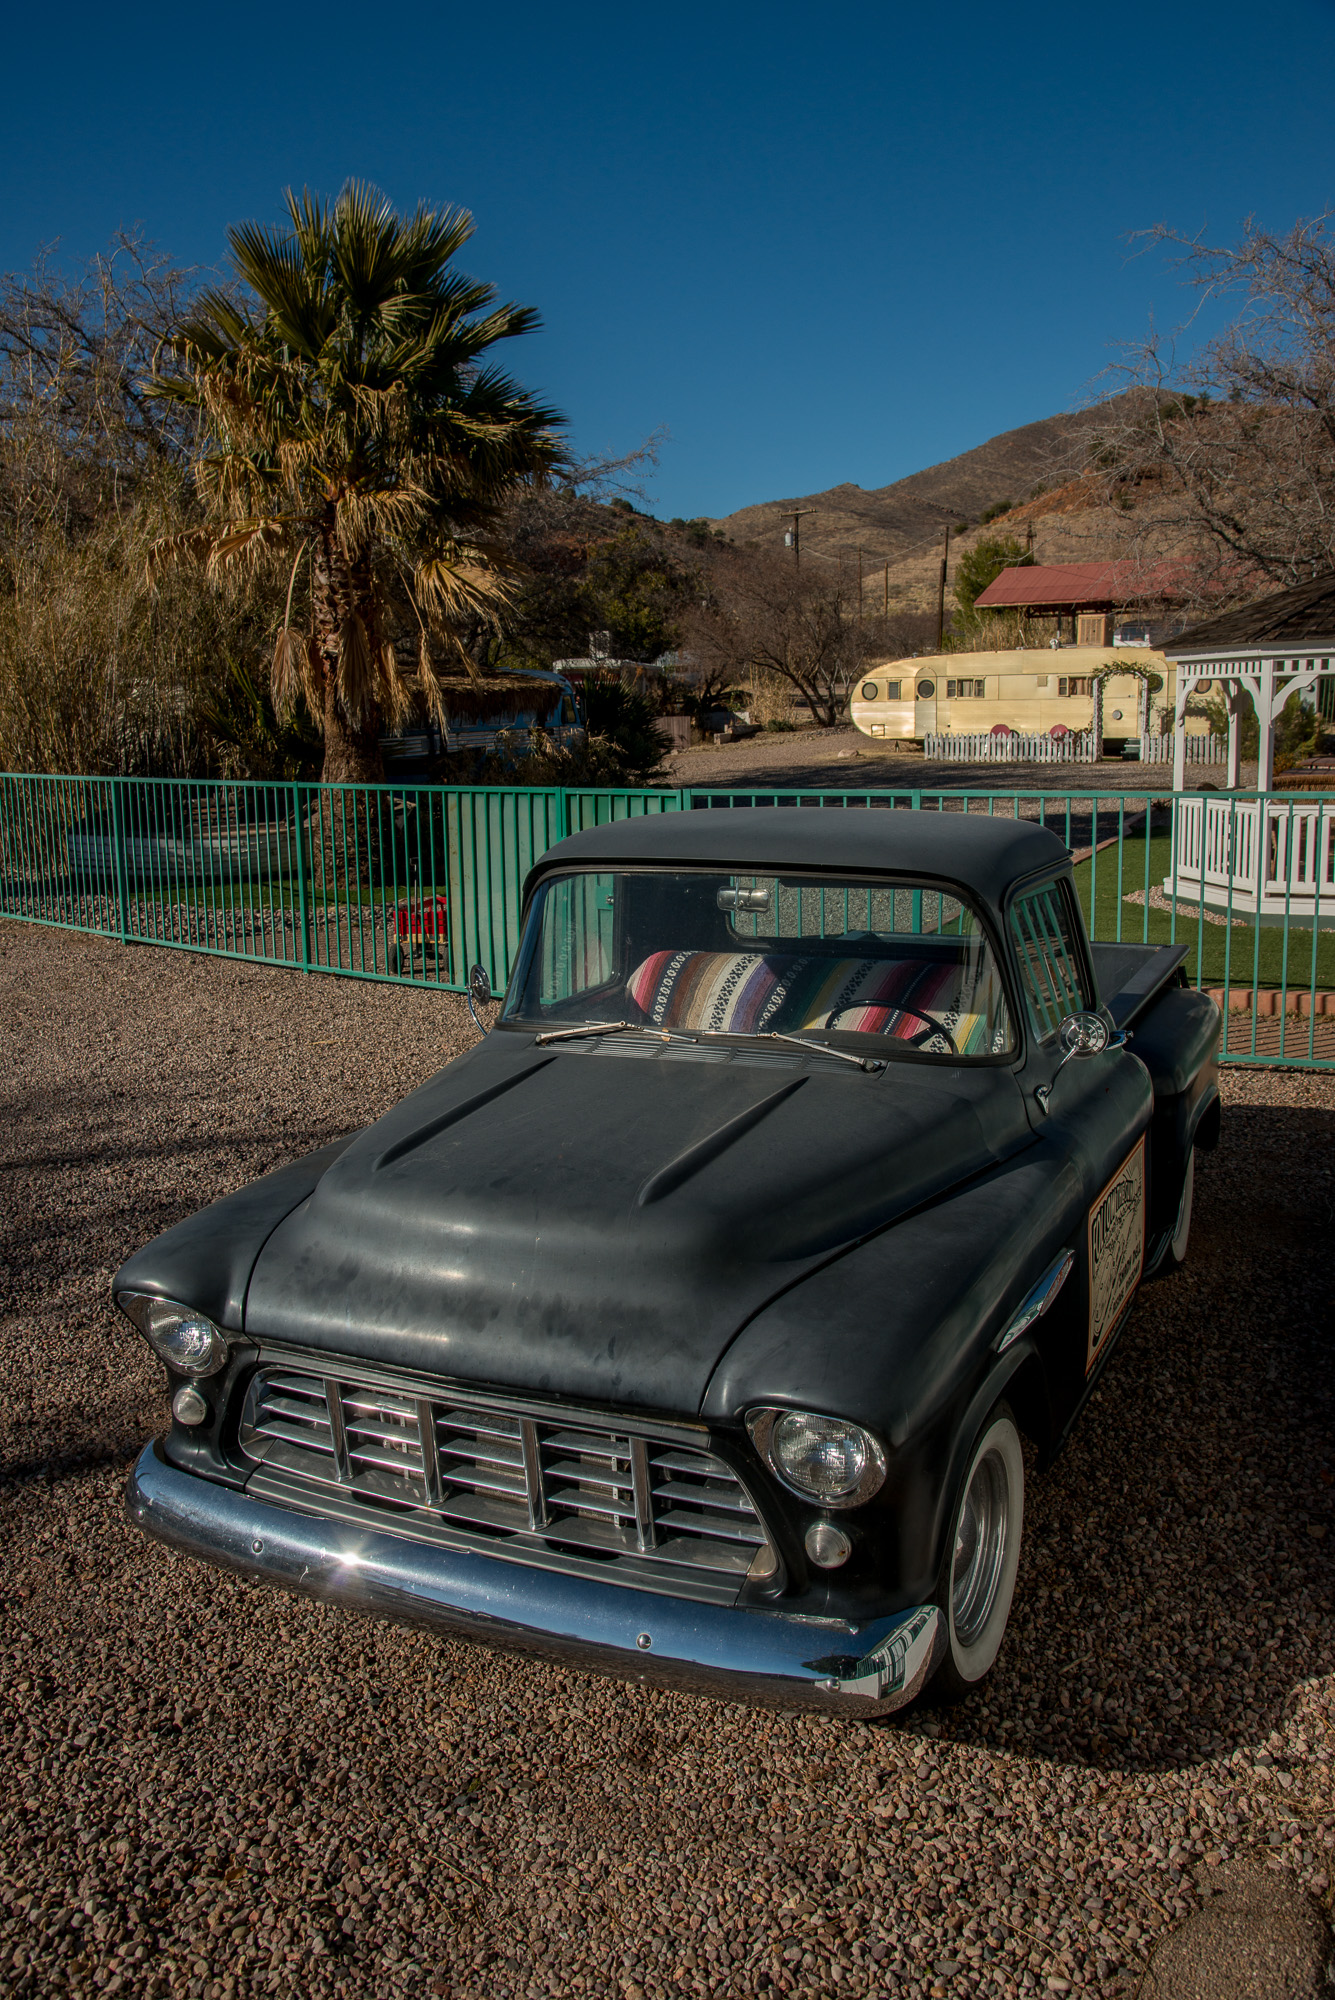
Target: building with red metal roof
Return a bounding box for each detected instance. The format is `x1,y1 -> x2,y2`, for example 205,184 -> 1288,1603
974,561 -> 1184,644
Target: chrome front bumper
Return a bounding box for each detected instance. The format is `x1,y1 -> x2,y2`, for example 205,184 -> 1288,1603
126,1442 -> 943,1715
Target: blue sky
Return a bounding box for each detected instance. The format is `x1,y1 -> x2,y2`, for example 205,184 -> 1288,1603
5,0 -> 1335,520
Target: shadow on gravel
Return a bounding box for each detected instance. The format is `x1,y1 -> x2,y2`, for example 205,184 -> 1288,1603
915,1100 -> 1335,1775
0,1078 -> 347,1472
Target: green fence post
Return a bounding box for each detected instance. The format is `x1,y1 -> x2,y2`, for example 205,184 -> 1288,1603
291,784 -> 310,972
110,778 -> 131,943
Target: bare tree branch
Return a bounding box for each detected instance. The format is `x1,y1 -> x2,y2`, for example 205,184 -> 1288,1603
679,552 -> 875,728
1080,212 -> 1335,604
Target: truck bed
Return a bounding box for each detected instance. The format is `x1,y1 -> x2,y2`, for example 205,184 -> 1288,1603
1089,941 -> 1190,1030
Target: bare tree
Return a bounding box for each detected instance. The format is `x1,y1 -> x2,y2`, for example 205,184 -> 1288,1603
1083,213 -> 1335,604
0,237 -> 289,775
0,233 -> 200,551
681,553 -> 872,727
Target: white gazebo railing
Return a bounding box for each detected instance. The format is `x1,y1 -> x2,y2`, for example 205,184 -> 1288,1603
1167,795 -> 1335,923
1166,648 -> 1335,791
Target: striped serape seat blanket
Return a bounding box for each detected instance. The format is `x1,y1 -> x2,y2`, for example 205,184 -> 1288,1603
626,950 -> 1002,1054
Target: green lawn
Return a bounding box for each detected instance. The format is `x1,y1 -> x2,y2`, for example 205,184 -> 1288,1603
1071,829 -> 1335,990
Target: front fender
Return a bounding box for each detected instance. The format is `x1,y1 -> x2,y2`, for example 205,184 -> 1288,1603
700,1148 -> 1080,1439
112,1135 -> 357,1331
700,1147 -> 1085,1602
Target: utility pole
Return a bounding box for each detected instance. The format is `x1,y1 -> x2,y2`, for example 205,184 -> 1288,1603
934,523 -> 952,652
784,509 -> 816,568
856,547 -> 865,619
883,564 -> 890,616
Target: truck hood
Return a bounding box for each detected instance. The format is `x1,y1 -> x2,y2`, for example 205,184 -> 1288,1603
245,1038 -> 1030,1414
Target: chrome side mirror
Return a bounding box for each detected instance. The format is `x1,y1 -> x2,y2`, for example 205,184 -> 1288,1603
467,962 -> 495,1033
1058,1011 -> 1110,1059
1035,1012 -> 1127,1114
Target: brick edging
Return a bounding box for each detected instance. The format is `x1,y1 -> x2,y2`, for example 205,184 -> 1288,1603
1206,986 -> 1335,1016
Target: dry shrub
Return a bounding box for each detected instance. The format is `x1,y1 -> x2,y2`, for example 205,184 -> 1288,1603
943,609 -> 1064,654
743,668 -> 799,727
0,485 -> 286,773
0,236 -> 288,775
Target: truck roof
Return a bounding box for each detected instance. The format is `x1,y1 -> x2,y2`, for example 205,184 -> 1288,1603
531,807 -> 1069,909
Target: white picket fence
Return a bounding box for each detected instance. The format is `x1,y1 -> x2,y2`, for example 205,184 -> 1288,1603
922,731 -> 1098,764
1138,733 -> 1227,766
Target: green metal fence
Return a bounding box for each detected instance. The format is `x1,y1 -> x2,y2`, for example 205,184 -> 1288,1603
2,772 -> 1332,1068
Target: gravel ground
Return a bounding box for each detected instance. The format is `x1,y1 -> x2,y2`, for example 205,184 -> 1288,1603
1,921 -> 1332,2000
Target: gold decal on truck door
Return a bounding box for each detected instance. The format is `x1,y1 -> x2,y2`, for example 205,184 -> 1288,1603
1087,1137 -> 1145,1374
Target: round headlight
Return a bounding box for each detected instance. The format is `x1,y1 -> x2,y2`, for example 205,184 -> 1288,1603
116,1291 -> 230,1378
747,1407 -> 887,1508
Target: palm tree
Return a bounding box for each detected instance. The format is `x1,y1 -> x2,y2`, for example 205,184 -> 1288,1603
155,183 -> 562,782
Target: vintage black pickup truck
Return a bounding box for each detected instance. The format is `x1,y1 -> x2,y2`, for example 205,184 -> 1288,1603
120,809 -> 1220,1714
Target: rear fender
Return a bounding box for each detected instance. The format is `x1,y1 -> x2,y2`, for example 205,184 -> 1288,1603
1129,986 -> 1221,1237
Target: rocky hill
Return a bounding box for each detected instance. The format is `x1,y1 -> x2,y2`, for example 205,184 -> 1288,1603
708,401 -> 1152,614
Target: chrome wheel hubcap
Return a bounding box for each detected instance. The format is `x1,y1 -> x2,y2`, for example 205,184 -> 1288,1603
952,1447 -> 1010,1646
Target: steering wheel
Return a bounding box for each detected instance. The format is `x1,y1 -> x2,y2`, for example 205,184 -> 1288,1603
829,1005 -> 958,1056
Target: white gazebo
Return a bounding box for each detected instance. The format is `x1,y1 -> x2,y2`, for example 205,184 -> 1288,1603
1163,578 -> 1335,925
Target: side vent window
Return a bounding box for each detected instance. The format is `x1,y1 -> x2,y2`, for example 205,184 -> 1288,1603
1009,882 -> 1089,1041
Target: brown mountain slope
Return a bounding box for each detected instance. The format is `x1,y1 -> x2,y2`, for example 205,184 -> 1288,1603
708,398 -> 1183,615
709,406 -> 1118,558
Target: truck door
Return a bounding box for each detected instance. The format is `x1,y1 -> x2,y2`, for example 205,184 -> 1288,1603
1006,875 -> 1154,1422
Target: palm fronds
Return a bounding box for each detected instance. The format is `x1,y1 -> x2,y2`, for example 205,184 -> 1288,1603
151,180 -> 563,774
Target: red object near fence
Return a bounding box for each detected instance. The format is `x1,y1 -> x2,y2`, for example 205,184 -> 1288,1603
395,894 -> 449,942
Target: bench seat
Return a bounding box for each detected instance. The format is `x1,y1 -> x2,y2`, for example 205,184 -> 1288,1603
627,949 -> 1000,1054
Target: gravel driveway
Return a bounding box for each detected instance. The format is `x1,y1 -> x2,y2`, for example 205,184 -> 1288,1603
1,922 -> 1332,2000
662,727 -> 1254,799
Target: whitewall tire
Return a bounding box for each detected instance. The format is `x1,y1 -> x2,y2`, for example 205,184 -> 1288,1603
934,1405 -> 1025,1698
1168,1147 -> 1195,1267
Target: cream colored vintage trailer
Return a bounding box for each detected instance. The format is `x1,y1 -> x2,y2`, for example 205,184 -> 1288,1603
849,648 -> 1198,746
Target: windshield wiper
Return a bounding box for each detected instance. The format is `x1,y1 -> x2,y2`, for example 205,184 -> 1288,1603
759,1031 -> 883,1073
533,1021 -> 698,1048
532,1020 -> 879,1071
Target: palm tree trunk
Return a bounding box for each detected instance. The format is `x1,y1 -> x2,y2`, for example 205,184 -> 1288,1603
320,685 -> 385,785
312,523 -> 385,786
305,524 -> 385,907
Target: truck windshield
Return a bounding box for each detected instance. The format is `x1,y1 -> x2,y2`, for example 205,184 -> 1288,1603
503,868 -> 1015,1059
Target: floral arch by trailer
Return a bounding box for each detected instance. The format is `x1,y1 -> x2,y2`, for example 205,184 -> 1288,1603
1088,660 -> 1164,751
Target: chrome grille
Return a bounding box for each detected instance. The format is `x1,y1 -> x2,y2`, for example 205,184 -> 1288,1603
238,1364 -> 778,1603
